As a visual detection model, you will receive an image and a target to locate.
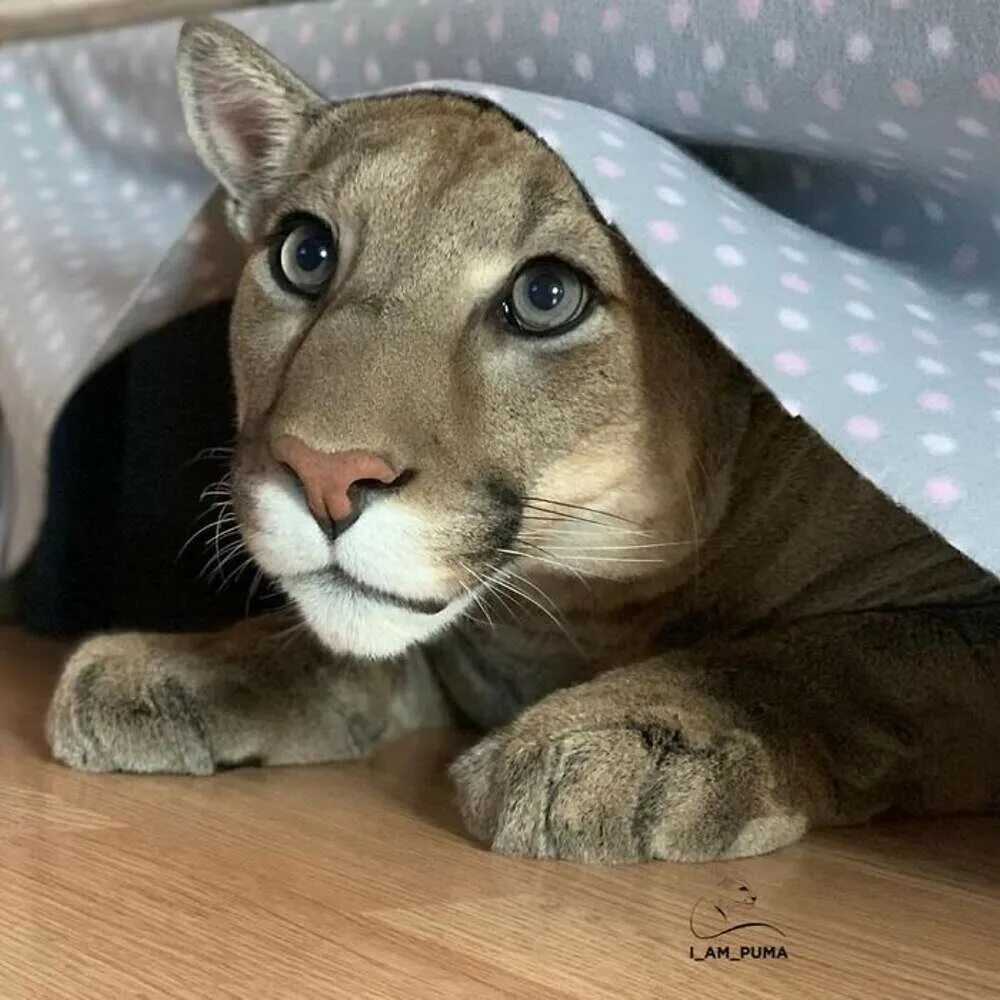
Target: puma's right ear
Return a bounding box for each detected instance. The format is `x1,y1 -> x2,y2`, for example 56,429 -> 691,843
176,19 -> 323,230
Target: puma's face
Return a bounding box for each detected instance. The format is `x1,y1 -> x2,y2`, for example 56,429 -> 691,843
178,21 -> 718,658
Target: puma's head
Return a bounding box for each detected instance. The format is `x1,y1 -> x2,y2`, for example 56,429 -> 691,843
177,20 -> 739,658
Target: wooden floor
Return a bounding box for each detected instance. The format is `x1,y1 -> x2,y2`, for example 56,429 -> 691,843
1,627 -> 999,999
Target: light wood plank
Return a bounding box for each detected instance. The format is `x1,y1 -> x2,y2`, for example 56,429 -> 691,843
0,626 -> 998,998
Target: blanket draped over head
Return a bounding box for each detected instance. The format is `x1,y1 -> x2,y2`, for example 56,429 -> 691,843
1,0 -> 998,577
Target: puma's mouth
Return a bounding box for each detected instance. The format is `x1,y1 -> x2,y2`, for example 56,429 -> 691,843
324,565 -> 451,616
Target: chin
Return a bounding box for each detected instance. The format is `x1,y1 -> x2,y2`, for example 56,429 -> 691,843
284,574 -> 471,660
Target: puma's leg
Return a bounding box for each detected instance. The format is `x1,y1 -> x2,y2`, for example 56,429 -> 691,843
47,615 -> 454,774
452,606 -> 1000,862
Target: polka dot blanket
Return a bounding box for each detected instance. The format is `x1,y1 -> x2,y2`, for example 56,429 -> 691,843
1,0 -> 999,577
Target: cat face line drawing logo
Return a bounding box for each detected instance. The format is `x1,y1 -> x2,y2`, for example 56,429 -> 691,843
687,878 -> 791,962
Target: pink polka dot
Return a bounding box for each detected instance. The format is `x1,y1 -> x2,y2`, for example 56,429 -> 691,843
774,351 -> 810,376
601,5 -> 624,31
816,74 -> 843,110
667,0 -> 692,30
978,72 -> 1000,102
676,90 -> 701,116
737,0 -> 761,22
743,82 -> 770,113
848,333 -> 881,354
540,9 -> 560,35
341,18 -> 360,46
925,477 -> 963,505
485,12 -> 503,40
434,15 -> 452,44
594,156 -> 624,178
709,284 -> 742,309
780,272 -> 811,294
812,0 -> 836,13
892,78 -> 923,107
951,244 -> 979,274
919,390 -> 953,413
648,219 -> 679,243
385,18 -> 404,44
845,415 -> 881,440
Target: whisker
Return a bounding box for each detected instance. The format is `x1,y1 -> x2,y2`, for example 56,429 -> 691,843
521,505 -> 630,530
521,495 -> 638,525
177,517 -> 238,561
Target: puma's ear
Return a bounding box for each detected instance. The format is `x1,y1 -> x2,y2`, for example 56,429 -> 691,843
177,19 -> 322,223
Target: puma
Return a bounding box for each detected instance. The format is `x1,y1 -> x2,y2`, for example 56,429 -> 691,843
47,20 -> 1000,863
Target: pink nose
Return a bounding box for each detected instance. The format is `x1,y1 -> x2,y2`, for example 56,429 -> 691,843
272,435 -> 402,531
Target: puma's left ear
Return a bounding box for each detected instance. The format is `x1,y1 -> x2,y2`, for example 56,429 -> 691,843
177,19 -> 323,231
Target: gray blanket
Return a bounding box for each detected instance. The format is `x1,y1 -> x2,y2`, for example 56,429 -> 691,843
1,0 -> 998,575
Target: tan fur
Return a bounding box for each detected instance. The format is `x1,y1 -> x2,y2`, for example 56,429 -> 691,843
47,22 -> 1000,863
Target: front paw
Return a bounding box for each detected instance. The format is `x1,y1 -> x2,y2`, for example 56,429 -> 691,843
47,634 -> 215,775
451,719 -> 805,863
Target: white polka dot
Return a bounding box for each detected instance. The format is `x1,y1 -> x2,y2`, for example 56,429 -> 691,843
836,249 -> 868,268
946,146 -> 975,163
3,92 -> 25,110
573,52 -> 594,80
844,273 -> 871,292
714,245 -> 745,267
911,327 -> 941,346
658,161 -> 686,180
779,245 -> 807,264
531,121 -> 560,146
927,24 -> 954,58
963,291 -> 991,309
916,356 -> 949,376
598,129 -> 624,148
878,121 -> 907,140
594,197 -> 616,221
921,433 -> 957,455
957,116 -> 989,138
846,33 -> 873,63
773,38 -> 795,68
363,57 -> 382,84
634,45 -> 656,77
777,307 -> 809,331
906,303 -> 935,322
922,199 -> 946,223
974,322 -> 1000,339
719,215 -> 747,235
979,350 -> 1000,366
655,186 -> 686,207
702,42 -> 725,72
845,371 -> 882,394
516,55 -> 537,80
845,301 -> 875,321
804,123 -> 831,142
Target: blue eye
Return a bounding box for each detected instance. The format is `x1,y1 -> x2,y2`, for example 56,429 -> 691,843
503,258 -> 590,335
275,216 -> 337,297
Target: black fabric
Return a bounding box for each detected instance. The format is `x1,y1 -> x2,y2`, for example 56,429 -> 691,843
15,302 -> 279,636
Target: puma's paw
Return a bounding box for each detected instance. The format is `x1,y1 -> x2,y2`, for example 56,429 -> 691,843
450,718 -> 806,863
47,633 -> 216,775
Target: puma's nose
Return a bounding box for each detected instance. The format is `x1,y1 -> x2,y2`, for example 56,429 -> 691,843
271,435 -> 405,538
